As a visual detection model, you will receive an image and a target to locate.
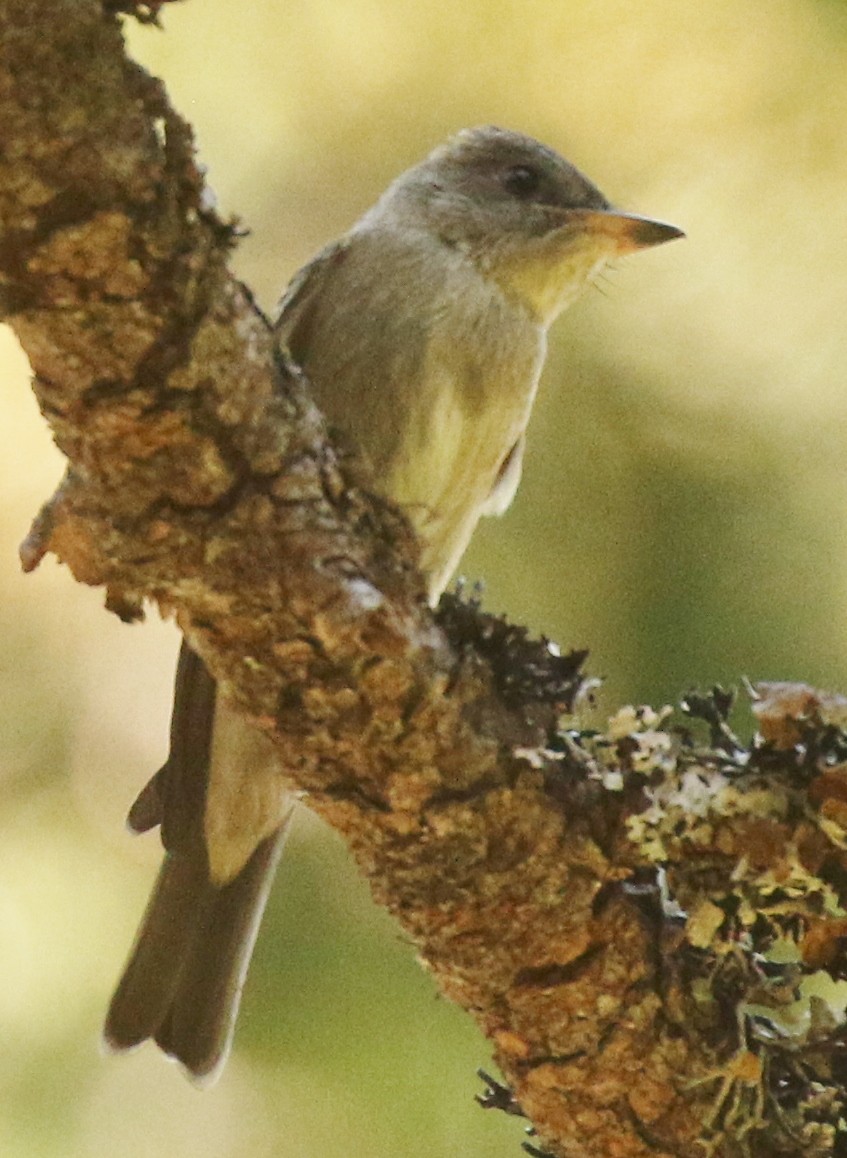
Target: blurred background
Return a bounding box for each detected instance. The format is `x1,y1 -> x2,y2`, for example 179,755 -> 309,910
2,0 -> 847,1153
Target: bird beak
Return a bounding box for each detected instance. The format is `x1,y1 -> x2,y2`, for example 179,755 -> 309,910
568,209 -> 685,255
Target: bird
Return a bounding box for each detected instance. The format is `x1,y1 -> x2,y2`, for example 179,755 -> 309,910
104,125 -> 683,1082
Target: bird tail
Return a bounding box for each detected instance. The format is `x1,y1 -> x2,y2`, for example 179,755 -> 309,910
104,640 -> 293,1082
104,820 -> 290,1082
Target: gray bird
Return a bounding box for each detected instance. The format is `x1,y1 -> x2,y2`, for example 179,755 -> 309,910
104,126 -> 682,1081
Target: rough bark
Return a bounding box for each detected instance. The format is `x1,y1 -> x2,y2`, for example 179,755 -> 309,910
3,3 -> 847,1155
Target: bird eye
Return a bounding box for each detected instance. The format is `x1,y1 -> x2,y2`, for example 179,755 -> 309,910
502,164 -> 542,198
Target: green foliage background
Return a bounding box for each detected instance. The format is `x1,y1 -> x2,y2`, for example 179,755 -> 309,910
2,0 -> 847,1153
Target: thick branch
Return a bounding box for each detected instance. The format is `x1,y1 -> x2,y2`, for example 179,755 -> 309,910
4,5 -> 847,1156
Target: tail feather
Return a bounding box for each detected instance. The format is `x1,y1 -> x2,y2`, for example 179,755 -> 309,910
104,820 -> 291,1080
153,824 -> 290,1080
104,639 -> 294,1081
104,842 -> 213,1056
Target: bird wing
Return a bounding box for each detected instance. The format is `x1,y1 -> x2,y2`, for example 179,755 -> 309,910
273,235 -> 351,355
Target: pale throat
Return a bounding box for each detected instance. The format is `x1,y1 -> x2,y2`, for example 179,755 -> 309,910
485,238 -> 610,327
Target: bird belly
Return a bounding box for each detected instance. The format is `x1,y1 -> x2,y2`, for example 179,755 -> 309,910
384,347 -> 540,601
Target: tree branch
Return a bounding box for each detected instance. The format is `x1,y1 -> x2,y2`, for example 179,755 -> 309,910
3,4 -> 847,1156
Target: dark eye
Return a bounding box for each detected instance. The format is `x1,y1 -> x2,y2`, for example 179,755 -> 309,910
502,164 -> 542,198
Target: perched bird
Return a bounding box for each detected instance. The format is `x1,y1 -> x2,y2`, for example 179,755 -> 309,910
104,126 -> 682,1081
